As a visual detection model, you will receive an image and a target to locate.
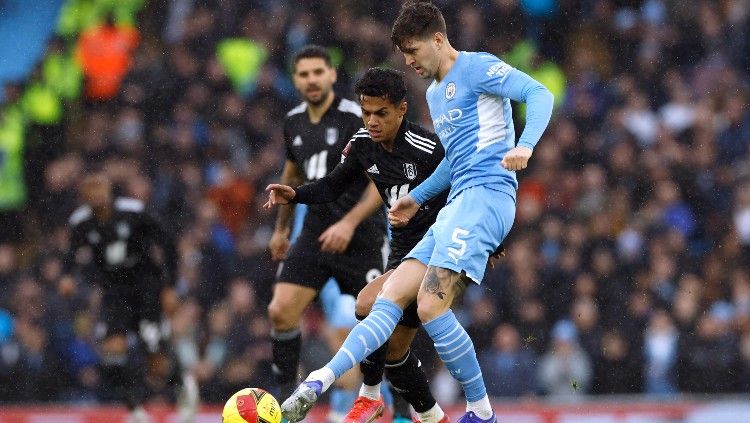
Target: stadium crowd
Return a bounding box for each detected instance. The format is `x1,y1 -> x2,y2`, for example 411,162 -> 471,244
1,0 -> 750,406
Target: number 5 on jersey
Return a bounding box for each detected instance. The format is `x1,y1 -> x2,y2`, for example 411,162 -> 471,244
447,227 -> 469,263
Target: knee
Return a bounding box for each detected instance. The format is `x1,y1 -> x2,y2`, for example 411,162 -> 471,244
416,297 -> 441,323
268,299 -> 296,330
385,337 -> 411,362
355,290 -> 375,319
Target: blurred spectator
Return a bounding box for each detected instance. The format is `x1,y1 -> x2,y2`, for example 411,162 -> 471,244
643,309 -> 679,395
538,320 -> 592,397
480,324 -> 537,398
678,304 -> 743,393
76,14 -> 139,101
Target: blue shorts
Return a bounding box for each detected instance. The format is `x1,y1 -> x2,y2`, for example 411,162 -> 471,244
405,186 -> 515,283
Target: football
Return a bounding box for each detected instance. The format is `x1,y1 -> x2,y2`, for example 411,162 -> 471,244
222,388 -> 282,423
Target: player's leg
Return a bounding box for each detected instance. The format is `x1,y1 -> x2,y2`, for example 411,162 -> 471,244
97,287 -> 148,420
281,258 -> 425,422
384,304 -> 447,423
136,279 -> 199,423
417,187 -> 515,423
320,280 -> 361,423
355,273 -> 445,423
268,280 -> 318,398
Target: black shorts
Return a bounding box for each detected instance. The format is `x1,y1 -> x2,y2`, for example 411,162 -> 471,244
386,251 -> 420,328
98,276 -> 162,338
277,230 -> 385,297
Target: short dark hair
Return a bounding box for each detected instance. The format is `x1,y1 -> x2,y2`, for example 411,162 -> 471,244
391,1 -> 447,50
354,68 -> 407,105
292,45 -> 332,70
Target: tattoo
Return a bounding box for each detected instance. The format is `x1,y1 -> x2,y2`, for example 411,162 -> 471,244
421,266 -> 468,302
422,268 -> 446,299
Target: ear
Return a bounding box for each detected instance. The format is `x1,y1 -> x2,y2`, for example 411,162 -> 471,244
433,32 -> 445,48
399,101 -> 408,117
331,67 -> 338,84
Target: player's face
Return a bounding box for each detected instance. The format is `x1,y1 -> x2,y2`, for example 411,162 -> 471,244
399,37 -> 440,79
360,95 -> 406,142
293,58 -> 337,106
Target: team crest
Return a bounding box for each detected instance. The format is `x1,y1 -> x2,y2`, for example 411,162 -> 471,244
326,127 -> 338,145
403,163 -> 417,180
445,82 -> 456,99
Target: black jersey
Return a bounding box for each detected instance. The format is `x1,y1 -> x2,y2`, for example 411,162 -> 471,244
284,96 -> 386,237
65,198 -> 177,287
294,119 -> 448,261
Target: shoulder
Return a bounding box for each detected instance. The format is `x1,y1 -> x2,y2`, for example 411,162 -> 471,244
469,51 -> 513,81
114,197 -> 145,214
342,128 -> 370,159
285,102 -> 307,118
404,124 -> 438,155
405,122 -> 440,143
337,98 -> 362,118
69,205 -> 93,226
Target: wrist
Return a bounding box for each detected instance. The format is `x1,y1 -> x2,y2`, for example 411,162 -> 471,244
517,143 -> 534,152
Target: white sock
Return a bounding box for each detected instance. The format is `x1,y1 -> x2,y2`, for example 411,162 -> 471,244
466,395 -> 493,420
305,367 -> 336,392
358,383 -> 381,400
418,403 -> 445,423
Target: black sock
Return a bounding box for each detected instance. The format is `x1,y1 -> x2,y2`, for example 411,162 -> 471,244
385,350 -> 436,413
360,341 -> 388,386
99,354 -> 145,409
271,327 -> 301,398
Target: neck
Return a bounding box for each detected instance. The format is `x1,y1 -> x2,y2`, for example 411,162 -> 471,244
94,205 -> 112,223
435,45 -> 460,82
382,118 -> 405,152
306,91 -> 335,124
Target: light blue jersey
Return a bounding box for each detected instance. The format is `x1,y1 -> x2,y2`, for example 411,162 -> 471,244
405,51 -> 553,282
410,51 -> 554,205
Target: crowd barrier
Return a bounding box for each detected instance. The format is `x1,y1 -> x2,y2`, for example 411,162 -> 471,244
1,398 -> 750,423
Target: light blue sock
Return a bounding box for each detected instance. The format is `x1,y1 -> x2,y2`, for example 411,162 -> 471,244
325,298 -> 403,378
423,310 -> 486,402
329,388 -> 358,416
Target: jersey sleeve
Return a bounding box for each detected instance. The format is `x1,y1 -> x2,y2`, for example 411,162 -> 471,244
283,121 -> 296,161
410,157 -> 451,205
470,53 -> 554,150
293,139 -> 365,204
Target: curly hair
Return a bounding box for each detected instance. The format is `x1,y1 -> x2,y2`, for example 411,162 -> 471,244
354,68 -> 407,105
391,1 -> 447,50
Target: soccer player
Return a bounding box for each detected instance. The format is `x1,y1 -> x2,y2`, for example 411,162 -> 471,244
280,2 -> 554,423
266,67 -> 450,423
267,45 -> 387,416
64,173 -> 198,423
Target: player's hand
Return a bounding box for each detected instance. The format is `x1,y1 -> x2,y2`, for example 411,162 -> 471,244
269,228 -> 291,261
488,244 -> 506,270
264,184 -> 296,208
319,219 -> 355,253
388,194 -> 420,228
501,146 -> 533,171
